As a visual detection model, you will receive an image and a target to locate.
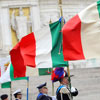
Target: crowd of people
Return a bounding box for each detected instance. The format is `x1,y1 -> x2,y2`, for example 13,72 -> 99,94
0,68 -> 78,100
36,69 -> 78,100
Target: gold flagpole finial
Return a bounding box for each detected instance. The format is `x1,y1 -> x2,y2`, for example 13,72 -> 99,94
49,18 -> 52,24
59,0 -> 62,5
58,0 -> 63,17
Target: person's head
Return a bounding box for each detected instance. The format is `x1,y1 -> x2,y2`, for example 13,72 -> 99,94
59,72 -> 69,85
0,94 -> 8,100
39,86 -> 48,94
37,82 -> 48,94
13,89 -> 22,99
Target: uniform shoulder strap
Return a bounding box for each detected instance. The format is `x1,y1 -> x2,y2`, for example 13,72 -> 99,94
56,85 -> 65,95
37,93 -> 43,100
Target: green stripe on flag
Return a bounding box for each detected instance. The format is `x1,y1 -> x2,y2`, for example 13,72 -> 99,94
1,82 -> 11,88
1,63 -> 27,88
97,0 -> 100,17
50,20 -> 68,67
39,68 -> 52,76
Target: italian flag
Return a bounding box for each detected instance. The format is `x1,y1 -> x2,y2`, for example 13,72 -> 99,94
0,63 -> 27,84
10,20 -> 68,78
0,63 -> 51,86
26,68 -> 52,76
0,57 -> 11,88
0,66 -> 1,77
38,68 -> 52,76
62,1 -> 100,61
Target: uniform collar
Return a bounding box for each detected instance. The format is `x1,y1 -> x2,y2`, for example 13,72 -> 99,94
60,84 -> 68,87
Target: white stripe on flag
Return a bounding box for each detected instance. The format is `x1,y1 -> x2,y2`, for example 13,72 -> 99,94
34,25 -> 53,68
0,64 -> 11,83
0,56 -> 10,75
79,2 -> 100,59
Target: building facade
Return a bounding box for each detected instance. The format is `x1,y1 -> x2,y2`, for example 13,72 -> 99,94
0,0 -> 99,68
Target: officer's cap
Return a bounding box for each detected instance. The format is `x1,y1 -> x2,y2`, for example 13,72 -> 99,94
37,82 -> 47,89
13,89 -> 22,96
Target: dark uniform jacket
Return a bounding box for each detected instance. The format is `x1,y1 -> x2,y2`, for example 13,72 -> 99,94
56,85 -> 78,100
37,93 -> 52,100
56,85 -> 72,100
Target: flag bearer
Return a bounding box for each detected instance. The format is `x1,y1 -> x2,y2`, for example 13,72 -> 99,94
51,68 -> 78,100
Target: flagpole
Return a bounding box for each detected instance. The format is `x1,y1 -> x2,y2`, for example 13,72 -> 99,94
51,68 -> 54,96
49,19 -> 55,96
10,82 -> 12,100
58,0 -> 72,90
58,0 -> 63,17
27,77 -> 29,100
67,64 -> 71,89
58,0 -> 72,99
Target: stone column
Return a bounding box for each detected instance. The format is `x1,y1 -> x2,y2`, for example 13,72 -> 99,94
30,5 -> 41,31
0,8 -> 3,50
0,8 -> 12,52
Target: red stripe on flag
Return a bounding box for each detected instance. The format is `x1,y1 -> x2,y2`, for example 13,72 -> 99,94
62,15 -> 85,60
20,33 -> 36,67
10,43 -> 26,78
10,33 -> 36,78
0,66 -> 1,77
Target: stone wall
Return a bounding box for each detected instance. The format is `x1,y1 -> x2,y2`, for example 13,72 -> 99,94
0,0 -> 99,68
39,0 -> 97,25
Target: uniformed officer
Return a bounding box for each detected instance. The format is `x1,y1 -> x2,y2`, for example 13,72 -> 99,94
36,82 -> 52,100
0,94 -> 8,100
13,89 -> 22,100
56,71 -> 78,100
51,67 -> 78,100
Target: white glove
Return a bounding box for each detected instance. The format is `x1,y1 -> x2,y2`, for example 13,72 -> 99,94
71,87 -> 76,92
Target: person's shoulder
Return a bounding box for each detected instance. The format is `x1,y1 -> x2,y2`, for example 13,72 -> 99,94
38,95 -> 52,100
41,95 -> 47,98
37,94 -> 46,100
60,87 -> 70,94
47,96 -> 52,100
